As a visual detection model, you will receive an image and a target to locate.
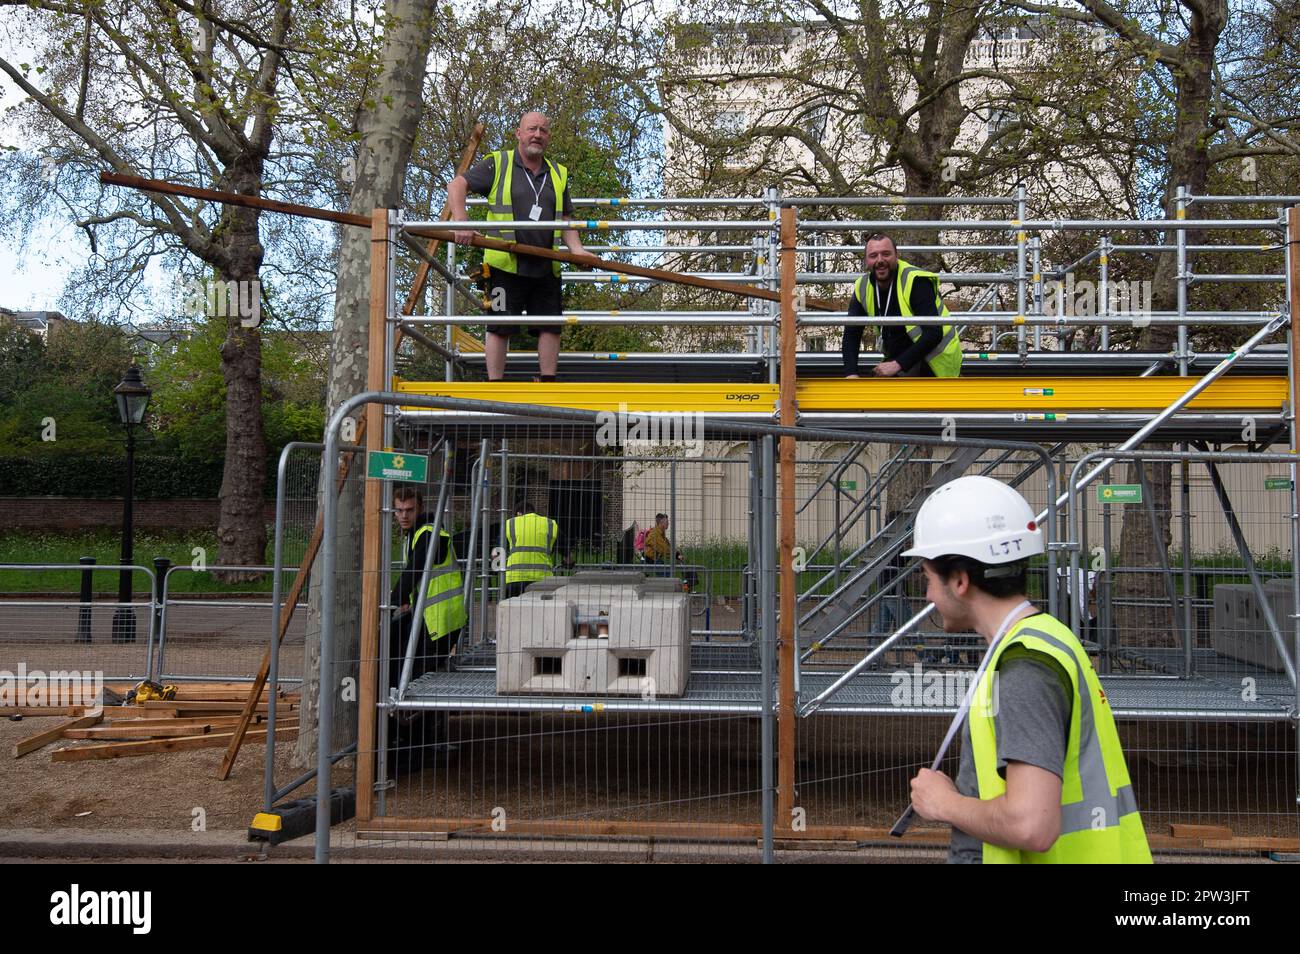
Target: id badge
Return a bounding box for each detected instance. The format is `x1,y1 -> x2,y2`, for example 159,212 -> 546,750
528,204 -> 543,221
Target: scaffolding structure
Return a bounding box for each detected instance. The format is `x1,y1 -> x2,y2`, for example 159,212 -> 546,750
291,188 -> 1300,862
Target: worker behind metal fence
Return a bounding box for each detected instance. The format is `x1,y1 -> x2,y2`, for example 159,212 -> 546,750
904,475 -> 1151,864
503,505 -> 559,599
843,232 -> 962,379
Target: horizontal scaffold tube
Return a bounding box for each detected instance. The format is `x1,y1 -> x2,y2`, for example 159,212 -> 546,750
401,314 -> 773,326
802,218 -> 1282,231
464,196 -> 770,208
403,218 -> 774,230
781,196 -> 1017,207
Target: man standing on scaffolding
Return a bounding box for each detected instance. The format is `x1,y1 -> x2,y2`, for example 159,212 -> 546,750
842,232 -> 963,378
448,111 -> 589,382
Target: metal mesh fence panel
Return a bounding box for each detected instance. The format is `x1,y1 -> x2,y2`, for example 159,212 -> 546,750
0,564 -> 155,682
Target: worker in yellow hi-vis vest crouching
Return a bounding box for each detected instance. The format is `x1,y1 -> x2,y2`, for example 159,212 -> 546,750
503,506 -> 560,599
842,231 -> 962,379
903,475 -> 1151,864
389,487 -> 467,772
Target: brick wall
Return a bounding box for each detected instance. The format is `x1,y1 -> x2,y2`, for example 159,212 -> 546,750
0,497 -> 277,532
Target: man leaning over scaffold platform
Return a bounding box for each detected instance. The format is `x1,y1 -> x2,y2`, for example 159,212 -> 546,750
842,231 -> 963,379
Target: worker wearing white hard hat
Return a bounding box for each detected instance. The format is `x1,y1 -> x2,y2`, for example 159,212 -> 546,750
902,475 -> 1151,864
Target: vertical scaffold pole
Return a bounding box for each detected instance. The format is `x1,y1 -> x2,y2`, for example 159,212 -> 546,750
1099,237 -> 1111,350
376,210 -> 399,816
767,187 -> 781,384
444,239 -> 456,383
355,207 -> 390,828
1286,205 -> 1300,804
1031,235 -> 1042,351
1016,184 -> 1028,363
1176,185 -> 1194,676
759,436 -> 775,863
778,207 -> 799,833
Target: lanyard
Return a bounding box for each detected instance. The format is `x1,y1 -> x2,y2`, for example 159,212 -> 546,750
889,598 -> 1036,836
523,164 -> 547,206
936,598 -> 1034,759
875,277 -> 894,316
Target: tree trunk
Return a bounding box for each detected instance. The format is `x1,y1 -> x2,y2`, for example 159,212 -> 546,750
297,0 -> 438,768
214,162 -> 270,580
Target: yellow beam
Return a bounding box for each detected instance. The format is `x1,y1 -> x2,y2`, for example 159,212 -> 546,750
395,376 -> 1286,415
795,376 -> 1288,412
397,381 -> 778,414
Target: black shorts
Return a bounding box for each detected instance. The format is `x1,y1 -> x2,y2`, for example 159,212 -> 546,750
485,270 -> 563,337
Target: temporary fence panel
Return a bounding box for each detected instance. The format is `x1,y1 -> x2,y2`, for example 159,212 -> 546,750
0,563 -> 156,683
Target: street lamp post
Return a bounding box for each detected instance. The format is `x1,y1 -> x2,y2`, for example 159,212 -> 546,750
112,365 -> 151,644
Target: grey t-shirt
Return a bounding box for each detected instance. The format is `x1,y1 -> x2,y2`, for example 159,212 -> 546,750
462,148 -> 576,278
948,642 -> 1072,864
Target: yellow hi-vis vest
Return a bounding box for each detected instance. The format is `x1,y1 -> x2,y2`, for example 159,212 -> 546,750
408,525 -> 467,641
852,259 -> 963,377
968,613 -> 1152,864
504,512 -> 557,585
484,149 -> 569,278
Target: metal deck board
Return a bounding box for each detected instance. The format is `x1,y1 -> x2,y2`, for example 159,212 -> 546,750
397,668 -> 1294,720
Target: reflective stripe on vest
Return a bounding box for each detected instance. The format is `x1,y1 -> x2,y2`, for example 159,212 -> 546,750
485,149 -> 569,278
852,260 -> 962,377
409,525 -> 467,640
968,613 -> 1152,864
505,513 -> 557,582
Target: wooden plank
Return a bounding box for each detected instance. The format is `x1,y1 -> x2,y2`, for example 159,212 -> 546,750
1170,823 -> 1233,840
777,206 -> 798,829
359,816 -> 950,844
0,706 -> 85,717
50,725 -> 298,762
144,700 -> 281,712
1202,836 -> 1300,852
12,715 -> 102,758
101,170 -> 827,306
100,171 -> 370,228
63,724 -> 214,740
405,224 -> 838,308
108,715 -> 267,730
65,720 -> 300,740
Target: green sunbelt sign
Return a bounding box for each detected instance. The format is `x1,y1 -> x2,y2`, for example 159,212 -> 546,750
367,451 -> 428,482
1265,477 -> 1292,491
1097,484 -> 1142,504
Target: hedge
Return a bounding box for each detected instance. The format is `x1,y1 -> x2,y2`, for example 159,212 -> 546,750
0,453 -> 228,498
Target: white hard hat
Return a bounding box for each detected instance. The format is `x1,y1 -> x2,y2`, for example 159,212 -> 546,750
902,475 -> 1044,564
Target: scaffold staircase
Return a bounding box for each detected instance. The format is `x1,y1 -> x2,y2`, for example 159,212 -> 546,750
797,443 -> 986,649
